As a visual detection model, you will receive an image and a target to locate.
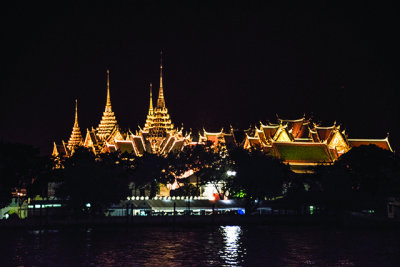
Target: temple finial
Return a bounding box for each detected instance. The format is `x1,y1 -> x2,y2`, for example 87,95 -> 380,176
149,82 -> 153,114
74,99 -> 79,127
106,69 -> 111,108
157,51 -> 165,108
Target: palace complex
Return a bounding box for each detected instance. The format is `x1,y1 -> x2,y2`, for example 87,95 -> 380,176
52,55 -> 392,173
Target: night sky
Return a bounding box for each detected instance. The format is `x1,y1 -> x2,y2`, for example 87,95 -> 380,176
1,2 -> 399,154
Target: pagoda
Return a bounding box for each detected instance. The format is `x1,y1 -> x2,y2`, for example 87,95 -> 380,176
66,99 -> 83,151
143,52 -> 174,152
96,70 -> 119,140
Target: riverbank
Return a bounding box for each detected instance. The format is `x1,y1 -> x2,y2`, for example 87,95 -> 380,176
1,214 -> 399,230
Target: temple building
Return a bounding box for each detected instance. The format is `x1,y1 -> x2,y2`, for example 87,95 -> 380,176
52,56 -> 393,171
110,53 -> 190,156
82,70 -> 125,155
141,52 -> 176,152
53,54 -> 190,158
53,70 -> 124,157
52,100 -> 83,157
237,116 -> 392,173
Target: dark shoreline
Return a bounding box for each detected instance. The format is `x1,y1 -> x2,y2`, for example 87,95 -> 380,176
1,214 -> 399,230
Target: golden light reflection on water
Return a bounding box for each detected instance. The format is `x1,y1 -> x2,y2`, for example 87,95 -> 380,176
219,225 -> 245,266
4,226 -> 398,266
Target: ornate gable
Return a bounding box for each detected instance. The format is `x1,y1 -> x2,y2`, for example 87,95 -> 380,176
328,130 -> 349,155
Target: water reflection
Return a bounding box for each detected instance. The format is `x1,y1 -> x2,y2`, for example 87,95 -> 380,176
219,225 -> 245,266
1,226 -> 399,266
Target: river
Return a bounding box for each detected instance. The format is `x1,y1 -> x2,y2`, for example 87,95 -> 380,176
1,224 -> 399,266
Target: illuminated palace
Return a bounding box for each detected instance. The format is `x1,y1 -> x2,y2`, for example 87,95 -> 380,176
52,55 -> 393,172
200,118 -> 392,172
53,54 -> 191,158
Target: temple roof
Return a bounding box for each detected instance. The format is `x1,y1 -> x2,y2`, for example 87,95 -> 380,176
115,140 -> 136,155
52,141 -> 69,157
272,142 -> 334,163
170,139 -> 184,153
278,117 -> 309,139
223,133 -> 236,148
295,122 -> 311,139
232,129 -> 246,145
105,144 -> 117,153
244,135 -> 263,150
160,135 -> 175,154
260,123 -> 279,140
348,138 -> 392,152
315,125 -> 335,142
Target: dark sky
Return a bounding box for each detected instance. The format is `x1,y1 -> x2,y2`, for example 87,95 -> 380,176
1,2 -> 399,154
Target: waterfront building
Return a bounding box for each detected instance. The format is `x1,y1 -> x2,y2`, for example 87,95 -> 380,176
52,56 -> 393,173
237,116 -> 392,173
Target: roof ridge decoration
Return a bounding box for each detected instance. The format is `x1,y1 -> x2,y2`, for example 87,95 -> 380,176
203,128 -> 224,135
315,125 -> 336,129
260,122 -> 279,128
278,117 -> 306,123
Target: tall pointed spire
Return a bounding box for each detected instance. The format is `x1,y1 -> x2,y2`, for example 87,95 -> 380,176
97,69 -> 118,140
143,52 -> 174,152
149,82 -> 153,115
157,51 -> 165,108
106,69 -> 112,111
67,99 -> 83,150
74,99 -> 79,127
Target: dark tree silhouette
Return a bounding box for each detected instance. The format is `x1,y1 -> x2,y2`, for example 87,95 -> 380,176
0,142 -> 45,208
57,147 -> 128,215
230,148 -> 291,203
127,152 -> 165,198
295,145 -> 400,214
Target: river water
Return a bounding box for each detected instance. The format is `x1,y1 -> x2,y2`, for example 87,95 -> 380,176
1,224 -> 399,266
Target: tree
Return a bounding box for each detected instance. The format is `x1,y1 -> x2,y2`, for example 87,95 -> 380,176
336,145 -> 400,196
174,142 -> 233,199
57,147 -> 128,215
300,145 -> 400,214
332,145 -> 400,213
0,141 -> 45,208
229,148 -> 291,212
27,155 -> 61,199
126,152 -> 165,198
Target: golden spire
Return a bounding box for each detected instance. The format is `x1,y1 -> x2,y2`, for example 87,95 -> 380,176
149,82 -> 153,115
67,99 -> 83,150
96,69 -> 118,139
106,69 -> 112,110
157,51 -> 165,108
74,99 -> 79,127
143,52 -> 174,153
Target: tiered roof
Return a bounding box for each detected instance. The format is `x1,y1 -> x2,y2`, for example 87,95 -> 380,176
66,99 -> 83,151
143,52 -> 175,152
96,70 -> 119,140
